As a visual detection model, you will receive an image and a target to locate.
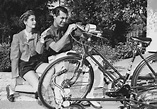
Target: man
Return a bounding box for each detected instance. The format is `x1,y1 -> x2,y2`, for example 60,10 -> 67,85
41,6 -> 75,62
41,6 -> 102,108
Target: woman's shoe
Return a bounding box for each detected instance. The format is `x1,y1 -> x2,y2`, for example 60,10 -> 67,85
6,85 -> 15,102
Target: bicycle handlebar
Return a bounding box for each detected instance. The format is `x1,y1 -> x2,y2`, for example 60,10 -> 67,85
76,24 -> 103,38
75,24 -> 151,49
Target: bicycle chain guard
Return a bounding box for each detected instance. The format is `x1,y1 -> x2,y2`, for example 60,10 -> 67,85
106,84 -> 131,98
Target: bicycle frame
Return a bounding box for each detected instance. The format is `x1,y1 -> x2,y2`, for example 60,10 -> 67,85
38,24 -> 156,108
66,49 -> 157,108
66,33 -> 157,108
79,39 -> 139,85
79,36 -> 157,85
83,45 -> 124,82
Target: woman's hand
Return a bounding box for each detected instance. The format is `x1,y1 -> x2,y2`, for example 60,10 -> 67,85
40,28 -> 50,43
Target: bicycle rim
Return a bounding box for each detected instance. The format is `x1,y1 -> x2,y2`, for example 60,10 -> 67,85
38,56 -> 94,109
131,54 -> 157,108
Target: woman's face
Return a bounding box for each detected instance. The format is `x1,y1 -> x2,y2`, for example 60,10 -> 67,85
24,15 -> 36,29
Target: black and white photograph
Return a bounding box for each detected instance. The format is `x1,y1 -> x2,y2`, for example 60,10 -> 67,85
0,0 -> 157,109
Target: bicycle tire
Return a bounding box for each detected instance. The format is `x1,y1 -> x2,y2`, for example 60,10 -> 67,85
38,55 -> 94,109
131,53 -> 157,90
131,53 -> 157,108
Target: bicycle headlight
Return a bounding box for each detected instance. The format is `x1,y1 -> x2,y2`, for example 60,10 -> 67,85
85,24 -> 96,32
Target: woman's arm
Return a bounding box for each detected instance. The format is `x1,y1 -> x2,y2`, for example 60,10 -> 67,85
36,34 -> 44,54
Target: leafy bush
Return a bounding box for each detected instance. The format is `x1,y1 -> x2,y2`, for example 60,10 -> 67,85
0,44 -> 11,72
73,38 -> 132,64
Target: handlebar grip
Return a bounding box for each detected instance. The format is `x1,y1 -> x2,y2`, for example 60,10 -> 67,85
76,24 -> 102,38
85,24 -> 96,32
76,24 -> 85,31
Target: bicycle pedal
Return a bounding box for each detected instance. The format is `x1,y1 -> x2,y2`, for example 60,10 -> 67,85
106,91 -> 122,97
58,69 -> 68,76
106,84 -> 131,97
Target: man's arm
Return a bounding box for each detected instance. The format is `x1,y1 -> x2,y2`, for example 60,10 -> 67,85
49,24 -> 76,52
49,33 -> 70,52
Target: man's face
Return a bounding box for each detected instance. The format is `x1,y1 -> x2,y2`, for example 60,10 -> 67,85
54,11 -> 68,27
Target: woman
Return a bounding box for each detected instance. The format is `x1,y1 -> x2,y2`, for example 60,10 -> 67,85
6,10 -> 44,101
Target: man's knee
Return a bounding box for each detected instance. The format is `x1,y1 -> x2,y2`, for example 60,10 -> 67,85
36,63 -> 49,76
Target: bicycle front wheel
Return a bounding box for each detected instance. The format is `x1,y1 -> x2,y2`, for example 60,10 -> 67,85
38,55 -> 94,109
131,53 -> 157,107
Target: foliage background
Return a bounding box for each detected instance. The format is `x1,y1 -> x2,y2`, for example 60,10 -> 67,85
0,0 -> 147,71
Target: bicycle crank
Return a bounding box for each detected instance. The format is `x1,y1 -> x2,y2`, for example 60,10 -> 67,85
106,84 -> 131,98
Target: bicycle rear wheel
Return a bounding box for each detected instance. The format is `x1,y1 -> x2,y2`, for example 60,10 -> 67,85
131,53 -> 157,108
38,55 -> 94,109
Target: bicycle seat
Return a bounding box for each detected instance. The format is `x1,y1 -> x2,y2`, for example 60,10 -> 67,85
132,37 -> 152,47
67,52 -> 81,57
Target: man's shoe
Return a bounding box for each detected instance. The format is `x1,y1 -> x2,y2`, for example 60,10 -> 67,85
90,101 -> 102,108
81,101 -> 90,107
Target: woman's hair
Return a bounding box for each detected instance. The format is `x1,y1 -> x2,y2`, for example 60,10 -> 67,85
52,6 -> 68,17
19,10 -> 35,27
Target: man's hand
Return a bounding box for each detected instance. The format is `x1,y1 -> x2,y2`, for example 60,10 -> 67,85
65,24 -> 77,35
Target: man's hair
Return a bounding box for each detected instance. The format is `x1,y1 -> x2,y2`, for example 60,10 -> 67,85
53,6 -> 68,16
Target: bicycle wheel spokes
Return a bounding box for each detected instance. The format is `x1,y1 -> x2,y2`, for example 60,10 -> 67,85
38,56 -> 94,109
135,59 -> 157,91
59,58 -> 93,100
131,54 -> 157,108
39,66 -> 58,108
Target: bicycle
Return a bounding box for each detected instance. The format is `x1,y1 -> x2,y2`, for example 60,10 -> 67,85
38,24 -> 157,109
